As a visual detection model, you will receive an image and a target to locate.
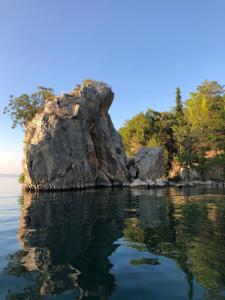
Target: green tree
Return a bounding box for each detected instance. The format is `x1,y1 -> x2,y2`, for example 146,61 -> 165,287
180,80 -> 225,178
3,86 -> 55,128
119,80 -> 225,179
186,80 -> 225,151
152,112 -> 177,172
145,109 -> 161,131
173,122 -> 197,180
119,113 -> 151,156
174,87 -> 184,120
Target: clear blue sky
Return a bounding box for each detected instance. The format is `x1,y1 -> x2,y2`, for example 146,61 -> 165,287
1,0 -> 225,173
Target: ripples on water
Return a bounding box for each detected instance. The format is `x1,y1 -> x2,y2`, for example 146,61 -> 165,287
0,177 -> 225,300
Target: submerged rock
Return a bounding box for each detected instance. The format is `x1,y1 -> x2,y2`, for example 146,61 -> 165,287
23,80 -> 130,191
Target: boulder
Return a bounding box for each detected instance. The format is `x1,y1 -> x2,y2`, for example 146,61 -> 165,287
155,178 -> 166,187
130,179 -> 148,187
147,179 -> 156,186
134,147 -> 164,180
23,80 -> 130,191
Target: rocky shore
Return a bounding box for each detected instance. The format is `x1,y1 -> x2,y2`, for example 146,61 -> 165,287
22,80 -> 225,192
129,178 -> 225,188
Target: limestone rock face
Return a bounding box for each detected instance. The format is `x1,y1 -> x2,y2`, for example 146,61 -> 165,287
23,80 -> 130,191
133,147 -> 164,180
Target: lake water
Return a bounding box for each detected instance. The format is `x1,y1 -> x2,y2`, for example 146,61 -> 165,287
1,177 -> 225,300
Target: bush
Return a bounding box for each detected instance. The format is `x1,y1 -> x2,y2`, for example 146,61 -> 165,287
18,173 -> 25,184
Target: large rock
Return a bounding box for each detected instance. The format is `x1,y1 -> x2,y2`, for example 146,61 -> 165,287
130,178 -> 148,187
134,147 -> 164,180
23,80 -> 130,191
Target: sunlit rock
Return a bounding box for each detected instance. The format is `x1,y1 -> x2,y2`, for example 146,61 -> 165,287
23,80 -> 130,191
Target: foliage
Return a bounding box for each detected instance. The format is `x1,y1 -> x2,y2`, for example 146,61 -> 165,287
173,122 -> 198,180
119,80 -> 225,179
186,80 -> 225,152
83,78 -> 96,86
152,112 -> 177,172
147,135 -> 159,148
3,86 -> 55,128
18,173 -> 24,184
119,113 -> 151,157
174,86 -> 184,121
120,109 -> 177,173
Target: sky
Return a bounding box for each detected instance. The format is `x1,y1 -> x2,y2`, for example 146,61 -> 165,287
0,0 -> 225,174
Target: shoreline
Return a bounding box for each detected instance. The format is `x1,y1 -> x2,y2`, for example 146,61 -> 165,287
23,179 -> 225,193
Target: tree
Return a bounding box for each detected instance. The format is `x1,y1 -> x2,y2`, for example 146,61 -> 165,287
145,109 -> 161,131
152,112 -> 177,173
196,79 -> 224,98
173,122 -> 197,180
3,86 -> 55,128
119,113 -> 151,156
186,80 -> 225,152
119,80 -> 225,180
174,87 -> 184,121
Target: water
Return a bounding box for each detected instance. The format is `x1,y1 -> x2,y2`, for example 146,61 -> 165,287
1,177 -> 225,300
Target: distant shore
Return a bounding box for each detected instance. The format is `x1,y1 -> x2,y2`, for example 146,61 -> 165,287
0,173 -> 19,178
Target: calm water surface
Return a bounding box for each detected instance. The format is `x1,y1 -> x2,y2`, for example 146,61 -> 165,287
1,177 -> 225,300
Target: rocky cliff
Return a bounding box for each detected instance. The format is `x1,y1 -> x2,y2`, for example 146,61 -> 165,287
23,80 -> 130,191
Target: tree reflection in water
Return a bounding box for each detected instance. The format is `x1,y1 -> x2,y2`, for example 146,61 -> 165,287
123,188 -> 225,300
4,187 -> 225,300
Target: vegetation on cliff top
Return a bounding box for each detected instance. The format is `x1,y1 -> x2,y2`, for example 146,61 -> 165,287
3,86 -> 55,128
119,80 -> 225,179
3,79 -> 108,129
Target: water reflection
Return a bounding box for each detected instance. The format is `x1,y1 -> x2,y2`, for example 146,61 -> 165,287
4,187 -> 225,300
6,189 -> 128,299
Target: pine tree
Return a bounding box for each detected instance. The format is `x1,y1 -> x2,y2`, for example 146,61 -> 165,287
174,87 -> 184,120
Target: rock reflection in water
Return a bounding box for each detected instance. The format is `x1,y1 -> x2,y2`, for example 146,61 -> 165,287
4,187 -> 225,300
6,189 -> 129,299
